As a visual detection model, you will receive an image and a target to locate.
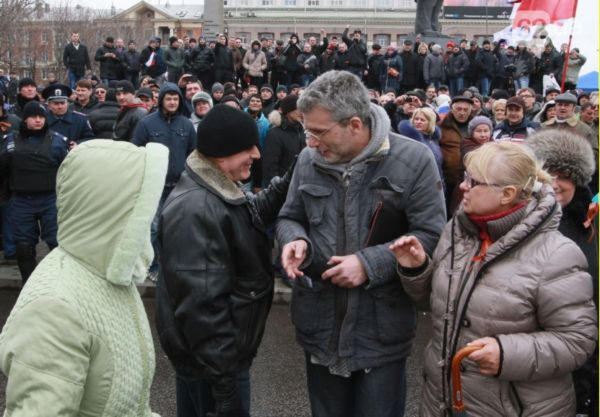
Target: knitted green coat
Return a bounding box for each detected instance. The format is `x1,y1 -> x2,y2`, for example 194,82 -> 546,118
0,140 -> 168,416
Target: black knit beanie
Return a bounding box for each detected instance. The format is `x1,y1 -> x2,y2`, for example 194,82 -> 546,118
280,94 -> 298,115
197,105 -> 259,157
22,101 -> 47,120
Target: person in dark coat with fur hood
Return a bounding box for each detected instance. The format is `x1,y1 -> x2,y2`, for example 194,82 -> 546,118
262,95 -> 305,187
527,129 -> 598,417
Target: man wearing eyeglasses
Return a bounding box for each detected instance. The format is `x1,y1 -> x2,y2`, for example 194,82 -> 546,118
276,71 -> 446,417
517,87 -> 541,120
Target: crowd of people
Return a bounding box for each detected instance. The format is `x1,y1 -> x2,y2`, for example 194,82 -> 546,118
0,27 -> 597,417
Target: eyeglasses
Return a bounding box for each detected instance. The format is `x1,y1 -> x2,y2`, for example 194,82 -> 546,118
302,121 -> 340,142
463,171 -> 502,189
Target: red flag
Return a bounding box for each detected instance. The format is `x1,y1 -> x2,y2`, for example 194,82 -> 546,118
513,0 -> 578,28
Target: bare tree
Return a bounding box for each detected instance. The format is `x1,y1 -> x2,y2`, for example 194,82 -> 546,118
0,0 -> 36,70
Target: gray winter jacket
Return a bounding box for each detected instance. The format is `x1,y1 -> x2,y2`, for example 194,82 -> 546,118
276,103 -> 446,371
399,186 -> 597,416
423,52 -> 445,82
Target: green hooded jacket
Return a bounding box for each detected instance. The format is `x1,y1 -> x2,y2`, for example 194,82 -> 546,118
0,139 -> 168,416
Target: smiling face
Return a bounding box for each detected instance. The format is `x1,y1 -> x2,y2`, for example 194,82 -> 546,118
248,96 -> 262,112
471,125 -> 491,144
194,100 -> 211,116
551,174 -> 576,207
162,92 -> 180,114
75,86 -> 92,103
215,146 -> 261,182
20,84 -> 37,99
506,104 -> 524,125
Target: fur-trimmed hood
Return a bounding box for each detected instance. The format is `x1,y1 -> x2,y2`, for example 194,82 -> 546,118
56,139 -> 169,285
526,129 -> 595,186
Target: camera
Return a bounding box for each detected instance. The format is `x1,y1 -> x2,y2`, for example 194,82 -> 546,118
405,96 -> 413,103
505,64 -> 516,72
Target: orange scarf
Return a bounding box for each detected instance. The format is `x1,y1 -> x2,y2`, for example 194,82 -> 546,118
468,201 -> 527,261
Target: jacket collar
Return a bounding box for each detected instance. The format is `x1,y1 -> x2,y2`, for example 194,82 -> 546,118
185,150 -> 245,203
544,114 -> 579,127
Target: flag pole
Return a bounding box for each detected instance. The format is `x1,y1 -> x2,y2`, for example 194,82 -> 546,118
560,0 -> 580,92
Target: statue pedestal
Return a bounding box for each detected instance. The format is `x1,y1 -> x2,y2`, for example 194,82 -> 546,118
405,33 -> 462,47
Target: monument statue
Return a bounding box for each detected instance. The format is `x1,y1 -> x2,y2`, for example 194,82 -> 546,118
415,0 -> 445,36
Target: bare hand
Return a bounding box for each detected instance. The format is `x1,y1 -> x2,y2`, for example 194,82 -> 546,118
389,236 -> 426,269
321,255 -> 367,288
281,240 -> 308,279
467,337 -> 501,376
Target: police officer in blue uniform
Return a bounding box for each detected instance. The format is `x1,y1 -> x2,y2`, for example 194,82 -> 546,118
0,101 -> 69,284
42,84 -> 94,145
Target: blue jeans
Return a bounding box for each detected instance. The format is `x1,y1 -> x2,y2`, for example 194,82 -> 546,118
305,355 -> 407,417
515,75 -> 529,90
67,69 -> 82,90
1,201 -> 15,256
176,370 -> 251,417
429,79 -> 442,89
150,185 -> 174,273
479,76 -> 491,96
10,193 -> 57,247
300,74 -> 314,87
449,77 -> 464,96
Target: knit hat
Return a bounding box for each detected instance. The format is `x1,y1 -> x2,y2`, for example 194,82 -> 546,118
544,87 -> 560,96
280,94 -> 298,115
192,91 -> 213,107
115,80 -> 135,94
275,85 -> 288,94
196,105 -> 258,157
446,41 -> 455,48
22,101 -> 47,120
211,82 -> 224,93
18,77 -> 37,90
468,116 -> 493,137
527,129 -> 595,187
220,94 -> 241,108
260,85 -> 274,94
289,83 -> 300,91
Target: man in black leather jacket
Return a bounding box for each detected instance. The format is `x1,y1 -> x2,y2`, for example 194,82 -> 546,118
156,105 -> 294,417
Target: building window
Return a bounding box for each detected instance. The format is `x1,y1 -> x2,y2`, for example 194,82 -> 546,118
280,32 -> 294,42
41,69 -> 48,79
21,70 -> 31,78
398,0 -> 416,7
284,0 -> 296,4
41,31 -> 49,42
374,33 -> 390,47
351,0 -> 363,7
303,32 -> 320,42
307,0 -> 319,6
235,32 -> 250,45
397,34 -> 408,45
40,50 -> 48,62
238,0 -> 249,5
376,0 -> 390,8
261,0 -> 272,4
330,0 -> 343,6
23,33 -> 30,43
258,32 -> 274,40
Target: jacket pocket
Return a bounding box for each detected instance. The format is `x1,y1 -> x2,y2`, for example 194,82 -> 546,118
230,284 -> 273,352
291,279 -> 329,334
299,184 -> 333,226
368,281 -> 416,344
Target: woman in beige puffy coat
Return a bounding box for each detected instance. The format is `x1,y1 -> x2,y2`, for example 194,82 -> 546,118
390,141 -> 597,417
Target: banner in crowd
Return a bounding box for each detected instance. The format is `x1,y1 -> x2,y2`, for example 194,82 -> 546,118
493,0 -> 598,77
442,0 -> 512,20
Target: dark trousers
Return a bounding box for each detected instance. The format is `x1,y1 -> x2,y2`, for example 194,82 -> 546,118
198,71 -> 215,93
305,355 -> 407,417
249,75 -> 263,88
10,193 -> 58,247
168,69 -> 183,84
126,72 -> 140,88
176,370 -> 251,417
1,201 -> 15,256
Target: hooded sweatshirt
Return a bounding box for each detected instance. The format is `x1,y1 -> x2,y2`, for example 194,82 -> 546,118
132,82 -> 197,185
0,139 -> 168,417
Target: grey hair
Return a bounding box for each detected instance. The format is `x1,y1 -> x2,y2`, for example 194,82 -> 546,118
432,44 -> 442,53
297,71 -> 371,124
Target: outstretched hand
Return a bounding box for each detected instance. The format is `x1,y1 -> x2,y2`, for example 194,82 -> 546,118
389,236 -> 426,269
281,240 -> 308,279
